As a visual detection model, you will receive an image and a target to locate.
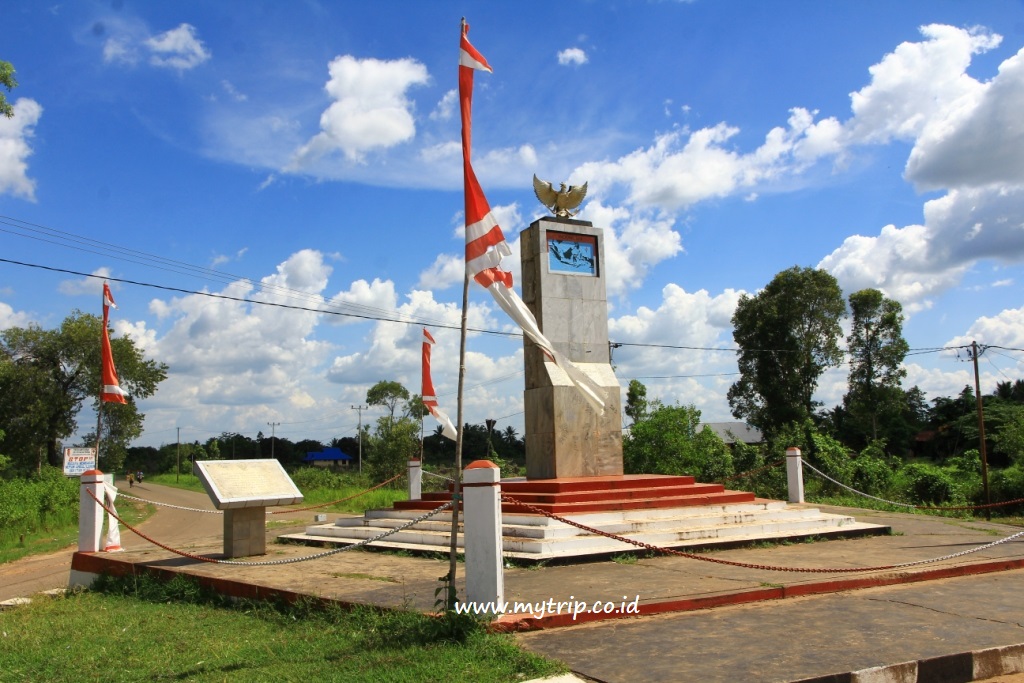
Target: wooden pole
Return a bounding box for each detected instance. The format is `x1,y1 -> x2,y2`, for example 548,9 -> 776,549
446,272 -> 470,606
971,341 -> 991,520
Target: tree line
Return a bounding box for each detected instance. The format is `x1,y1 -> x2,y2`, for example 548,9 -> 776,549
3,266 -> 1022,513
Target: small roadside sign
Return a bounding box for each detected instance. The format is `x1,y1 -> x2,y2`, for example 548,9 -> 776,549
63,447 -> 96,476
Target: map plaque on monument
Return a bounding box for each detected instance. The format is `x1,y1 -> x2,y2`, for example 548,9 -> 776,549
194,459 -> 303,557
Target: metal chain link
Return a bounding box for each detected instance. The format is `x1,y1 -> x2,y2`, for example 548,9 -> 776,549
421,470 -> 455,482
117,472 -> 405,516
500,494 -> 1024,574
801,460 -> 1024,511
117,493 -> 223,514
88,486 -> 454,567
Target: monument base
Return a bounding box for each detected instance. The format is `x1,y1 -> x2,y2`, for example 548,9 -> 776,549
224,507 -> 267,558
285,475 -> 889,561
394,473 -> 753,514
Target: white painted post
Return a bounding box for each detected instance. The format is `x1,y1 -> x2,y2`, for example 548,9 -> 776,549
78,469 -> 106,552
463,460 -> 504,612
786,447 -> 805,504
408,459 -> 422,501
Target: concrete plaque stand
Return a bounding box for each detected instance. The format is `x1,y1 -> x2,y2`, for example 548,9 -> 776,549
521,217 -> 623,479
194,459 -> 304,558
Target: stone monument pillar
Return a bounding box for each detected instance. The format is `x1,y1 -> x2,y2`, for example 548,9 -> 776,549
521,217 -> 623,479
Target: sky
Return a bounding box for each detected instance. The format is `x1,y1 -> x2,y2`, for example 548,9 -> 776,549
2,1 -> 1024,451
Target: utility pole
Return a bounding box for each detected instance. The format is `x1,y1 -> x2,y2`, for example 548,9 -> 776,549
176,427 -> 181,483
267,422 -> 281,459
970,341 -> 991,519
351,405 -> 367,473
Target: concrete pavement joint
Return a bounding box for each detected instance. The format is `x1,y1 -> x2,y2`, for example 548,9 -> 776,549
866,595 -> 1024,629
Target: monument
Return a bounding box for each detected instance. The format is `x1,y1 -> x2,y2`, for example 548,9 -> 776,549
289,176 -> 889,559
194,459 -> 303,558
520,214 -> 623,478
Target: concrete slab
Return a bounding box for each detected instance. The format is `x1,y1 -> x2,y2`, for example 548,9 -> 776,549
57,500 -> 1024,683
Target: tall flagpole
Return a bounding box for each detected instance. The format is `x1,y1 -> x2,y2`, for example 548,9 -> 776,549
95,286 -> 105,471
446,269 -> 469,603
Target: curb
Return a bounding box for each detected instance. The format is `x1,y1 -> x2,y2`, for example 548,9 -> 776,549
490,557 -> 1024,632
792,643 -> 1024,683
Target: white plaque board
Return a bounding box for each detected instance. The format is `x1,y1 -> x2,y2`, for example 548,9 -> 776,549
63,447 -> 96,477
194,459 -> 304,510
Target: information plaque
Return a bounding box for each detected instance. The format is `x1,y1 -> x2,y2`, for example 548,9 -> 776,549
194,459 -> 304,510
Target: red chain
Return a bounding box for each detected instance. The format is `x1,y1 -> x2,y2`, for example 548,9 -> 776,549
267,473 -> 403,514
500,493 -> 912,574
87,487 -> 221,564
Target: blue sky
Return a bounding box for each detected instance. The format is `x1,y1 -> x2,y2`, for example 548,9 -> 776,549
2,1 -> 1024,449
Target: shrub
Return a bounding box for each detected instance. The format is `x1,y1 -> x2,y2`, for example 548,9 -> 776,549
894,462 -> 959,504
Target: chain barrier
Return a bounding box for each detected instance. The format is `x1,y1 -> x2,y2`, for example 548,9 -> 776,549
117,493 -> 223,514
267,473 -> 404,514
421,470 -> 455,482
800,460 -> 1024,512
500,494 -> 1024,574
87,486 -> 454,567
116,472 -> 405,516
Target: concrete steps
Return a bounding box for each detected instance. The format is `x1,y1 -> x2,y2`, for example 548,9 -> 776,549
282,499 -> 889,560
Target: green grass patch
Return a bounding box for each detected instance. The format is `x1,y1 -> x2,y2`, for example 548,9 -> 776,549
0,470 -> 155,564
0,573 -> 565,682
146,471 -> 206,493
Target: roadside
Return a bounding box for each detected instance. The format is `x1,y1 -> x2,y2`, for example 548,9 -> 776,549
0,478 -> 310,603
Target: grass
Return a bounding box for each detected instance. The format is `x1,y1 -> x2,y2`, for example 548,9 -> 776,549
0,497 -> 155,565
0,572 -> 566,683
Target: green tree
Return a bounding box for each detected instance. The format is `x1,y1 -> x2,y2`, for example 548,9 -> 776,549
366,415 -> 419,481
0,311 -> 168,473
0,60 -> 17,118
624,379 -> 648,426
623,402 -> 733,481
366,380 -> 410,429
727,266 -> 846,438
842,289 -> 910,447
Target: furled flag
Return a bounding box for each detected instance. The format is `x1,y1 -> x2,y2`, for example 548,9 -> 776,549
421,328 -> 457,440
101,283 -> 128,404
103,487 -> 124,552
458,20 -> 605,413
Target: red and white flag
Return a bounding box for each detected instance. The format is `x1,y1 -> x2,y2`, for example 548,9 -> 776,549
459,21 -> 605,413
101,283 -> 128,404
421,328 -> 457,440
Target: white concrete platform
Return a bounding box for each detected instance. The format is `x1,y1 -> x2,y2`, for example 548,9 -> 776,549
280,500 -> 889,561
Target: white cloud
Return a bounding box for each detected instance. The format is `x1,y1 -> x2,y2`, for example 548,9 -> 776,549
138,251 -> 335,419
58,268 -> 114,296
103,37 -> 138,65
221,80 -> 248,102
945,305 -> 1024,352
292,55 -> 429,165
325,278 -> 399,326
846,24 -> 1001,146
0,98 -> 42,200
557,48 -> 588,66
905,46 -> 1024,189
430,89 -> 457,121
145,24 -> 211,70
0,301 -> 33,330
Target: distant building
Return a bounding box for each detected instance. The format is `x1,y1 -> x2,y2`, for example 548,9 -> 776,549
701,422 -> 763,445
302,447 -> 355,468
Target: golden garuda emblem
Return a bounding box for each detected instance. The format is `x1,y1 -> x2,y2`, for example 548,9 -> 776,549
533,174 -> 588,218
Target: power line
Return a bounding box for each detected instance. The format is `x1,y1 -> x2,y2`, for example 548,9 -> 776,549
0,256 -> 1011,360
